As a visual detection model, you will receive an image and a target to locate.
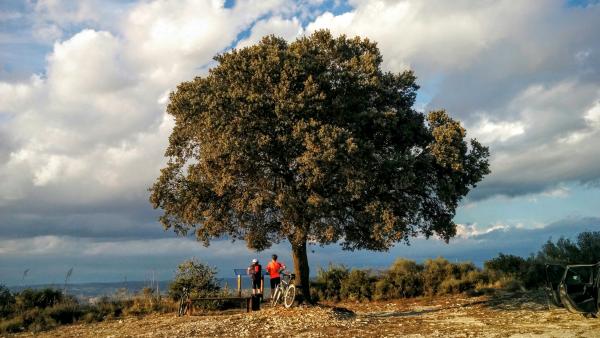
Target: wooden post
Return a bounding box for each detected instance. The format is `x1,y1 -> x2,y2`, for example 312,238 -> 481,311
237,275 -> 241,297
260,275 -> 264,295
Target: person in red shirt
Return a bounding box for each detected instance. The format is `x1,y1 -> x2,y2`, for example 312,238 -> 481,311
266,254 -> 286,298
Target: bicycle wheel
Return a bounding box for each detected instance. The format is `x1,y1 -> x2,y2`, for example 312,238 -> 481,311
178,298 -> 188,316
271,287 -> 281,307
283,284 -> 296,308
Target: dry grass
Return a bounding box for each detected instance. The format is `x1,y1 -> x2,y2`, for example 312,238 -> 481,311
10,290 -> 600,338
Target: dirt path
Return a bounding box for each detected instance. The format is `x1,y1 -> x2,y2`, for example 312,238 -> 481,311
11,291 -> 600,337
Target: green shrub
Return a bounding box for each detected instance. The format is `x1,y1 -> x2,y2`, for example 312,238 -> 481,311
45,301 -> 84,324
15,288 -> 63,311
0,284 -> 15,318
90,296 -> 126,320
438,276 -> 479,295
483,253 -> 546,289
0,316 -> 24,333
484,253 -> 526,276
25,308 -> 56,333
123,287 -> 169,316
520,257 -> 546,288
422,258 -> 482,296
340,269 -> 373,301
492,275 -> 524,292
312,264 -> 350,301
169,258 -> 220,302
374,259 -> 423,300
422,257 -> 453,296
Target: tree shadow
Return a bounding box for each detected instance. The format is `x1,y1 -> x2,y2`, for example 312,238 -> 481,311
361,307 -> 442,318
478,289 -> 552,312
317,302 -> 442,319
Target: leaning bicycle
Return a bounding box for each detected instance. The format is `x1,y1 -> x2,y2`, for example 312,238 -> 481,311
271,272 -> 296,308
178,287 -> 189,316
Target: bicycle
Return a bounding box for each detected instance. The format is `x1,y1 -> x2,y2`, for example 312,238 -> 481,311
270,272 -> 296,308
178,287 -> 189,316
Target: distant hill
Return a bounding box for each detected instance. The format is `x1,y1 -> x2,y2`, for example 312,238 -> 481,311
8,277 -> 269,300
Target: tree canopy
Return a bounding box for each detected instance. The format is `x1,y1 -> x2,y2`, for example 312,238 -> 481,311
538,231 -> 600,264
150,30 -> 490,301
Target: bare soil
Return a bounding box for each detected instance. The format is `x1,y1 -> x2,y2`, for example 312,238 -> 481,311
9,291 -> 600,337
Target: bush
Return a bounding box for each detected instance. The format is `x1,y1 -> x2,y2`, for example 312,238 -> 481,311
0,284 -> 15,318
89,296 -> 126,321
169,259 -> 220,302
0,316 -> 24,333
483,253 -> 546,289
492,276 -> 524,292
23,308 -> 56,333
123,287 -> 169,316
422,258 -> 482,296
312,264 -> 350,301
520,257 -> 546,288
340,269 -> 373,301
438,275 -> 480,295
374,259 -> 423,300
44,301 -> 84,325
484,253 -> 526,276
422,257 -> 453,296
15,288 -> 63,312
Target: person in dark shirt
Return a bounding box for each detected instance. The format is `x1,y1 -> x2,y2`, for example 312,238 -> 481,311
247,258 -> 262,295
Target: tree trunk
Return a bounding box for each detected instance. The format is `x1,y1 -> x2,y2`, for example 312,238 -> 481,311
291,240 -> 312,304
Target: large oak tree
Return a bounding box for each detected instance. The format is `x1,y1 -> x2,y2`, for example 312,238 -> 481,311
150,31 -> 490,302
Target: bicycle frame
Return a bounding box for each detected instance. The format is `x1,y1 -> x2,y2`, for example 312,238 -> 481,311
271,273 -> 296,308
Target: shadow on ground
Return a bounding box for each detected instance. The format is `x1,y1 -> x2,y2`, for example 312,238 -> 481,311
477,289 -> 552,312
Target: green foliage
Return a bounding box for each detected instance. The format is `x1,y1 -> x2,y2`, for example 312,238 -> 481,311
374,259 -> 422,300
484,253 -> 546,288
150,30 -> 491,300
484,253 -> 526,276
313,264 -> 350,301
340,269 -> 374,301
0,287 -> 176,334
422,257 -> 453,296
538,231 -> 600,264
0,316 -> 24,333
44,301 -> 84,325
15,288 -> 63,311
168,259 -> 220,302
437,264 -> 483,295
0,284 -> 15,318
312,258 -> 490,302
86,296 -> 125,321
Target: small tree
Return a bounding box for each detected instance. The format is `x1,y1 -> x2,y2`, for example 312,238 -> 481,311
150,30 -> 490,302
168,259 -> 220,301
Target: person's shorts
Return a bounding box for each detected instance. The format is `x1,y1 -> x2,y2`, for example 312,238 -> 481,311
252,278 -> 261,289
270,277 -> 281,289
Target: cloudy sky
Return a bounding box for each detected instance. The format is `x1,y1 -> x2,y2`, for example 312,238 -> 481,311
1,0 -> 600,285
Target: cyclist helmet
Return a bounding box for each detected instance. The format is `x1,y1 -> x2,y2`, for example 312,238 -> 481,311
252,258 -> 258,263
272,254 -> 278,260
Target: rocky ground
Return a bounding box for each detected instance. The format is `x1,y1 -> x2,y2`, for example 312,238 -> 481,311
9,291 -> 600,337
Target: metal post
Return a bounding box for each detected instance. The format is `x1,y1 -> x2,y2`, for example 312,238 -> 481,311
237,275 -> 241,297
